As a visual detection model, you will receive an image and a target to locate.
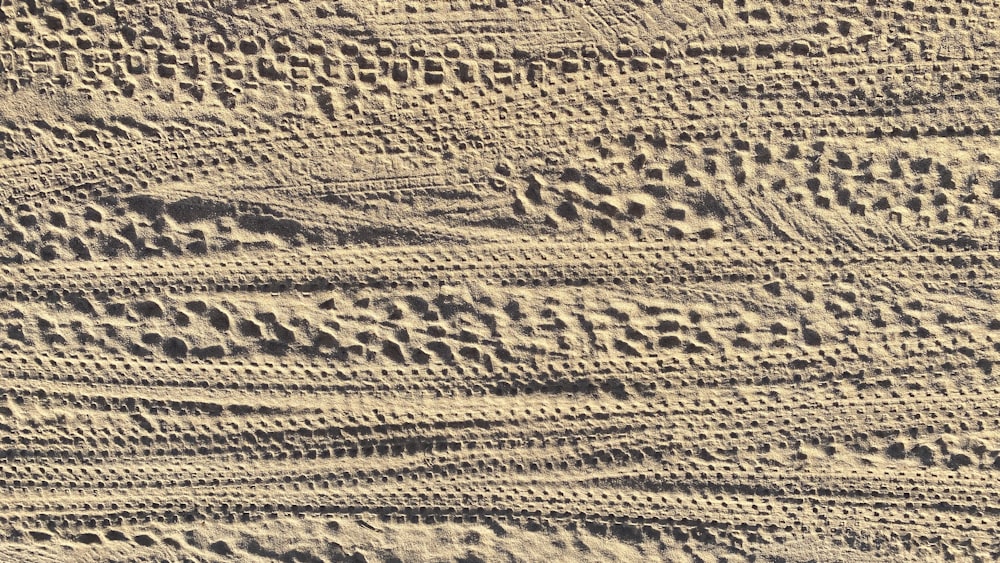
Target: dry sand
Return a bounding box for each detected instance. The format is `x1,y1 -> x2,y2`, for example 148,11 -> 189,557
0,1 -> 998,561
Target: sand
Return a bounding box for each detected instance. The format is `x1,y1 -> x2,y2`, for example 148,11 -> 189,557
0,0 -> 998,561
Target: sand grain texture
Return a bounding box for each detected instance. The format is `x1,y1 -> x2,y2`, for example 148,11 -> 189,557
0,0 -> 999,561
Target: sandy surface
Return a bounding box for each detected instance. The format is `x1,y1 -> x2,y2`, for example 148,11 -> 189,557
0,1 -> 998,561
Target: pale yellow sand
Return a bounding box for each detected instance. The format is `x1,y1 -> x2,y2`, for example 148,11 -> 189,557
0,1 -> 998,561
